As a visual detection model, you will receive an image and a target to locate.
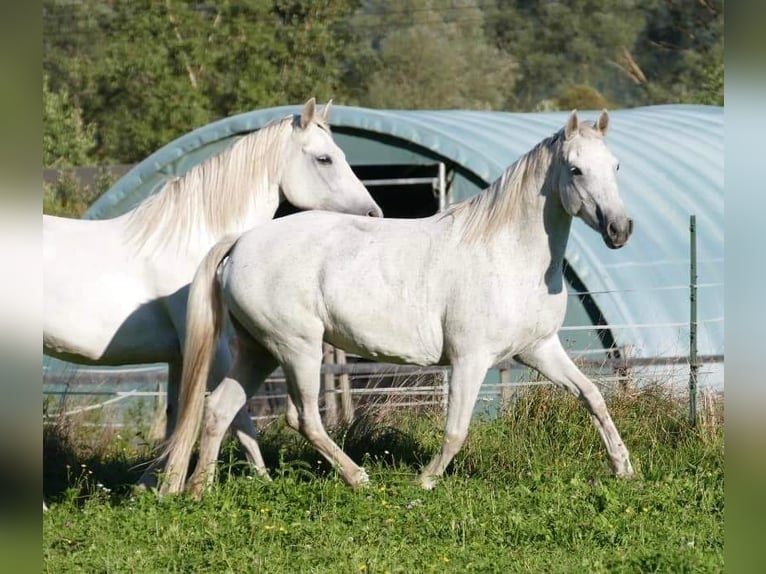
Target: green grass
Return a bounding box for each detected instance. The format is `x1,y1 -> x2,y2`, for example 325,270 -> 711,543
43,385 -> 723,573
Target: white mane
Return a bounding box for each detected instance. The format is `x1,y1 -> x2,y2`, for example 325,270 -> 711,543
448,123 -> 601,243
125,114 -> 327,252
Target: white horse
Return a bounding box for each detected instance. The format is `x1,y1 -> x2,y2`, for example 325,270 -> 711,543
43,98 -> 383,488
161,110 -> 636,497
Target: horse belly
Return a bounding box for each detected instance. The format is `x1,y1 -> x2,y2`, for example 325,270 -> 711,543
44,263 -> 178,364
323,296 -> 443,366
43,298 -> 178,365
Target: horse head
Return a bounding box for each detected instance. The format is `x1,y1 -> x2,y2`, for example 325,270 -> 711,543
557,110 -> 632,249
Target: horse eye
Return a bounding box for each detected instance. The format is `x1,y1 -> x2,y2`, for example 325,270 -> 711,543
616,163 -> 620,172
316,155 -> 333,165
569,166 -> 582,176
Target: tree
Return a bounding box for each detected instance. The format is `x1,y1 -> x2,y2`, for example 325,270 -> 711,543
485,0 -> 648,110
43,74 -> 96,168
631,0 -> 724,105
344,0 -> 517,109
43,0 -> 361,164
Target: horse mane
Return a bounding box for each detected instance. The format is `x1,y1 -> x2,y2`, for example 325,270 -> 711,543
447,122 -> 600,244
125,114 -> 330,253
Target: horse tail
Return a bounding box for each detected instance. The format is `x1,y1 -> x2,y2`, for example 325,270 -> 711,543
159,234 -> 240,495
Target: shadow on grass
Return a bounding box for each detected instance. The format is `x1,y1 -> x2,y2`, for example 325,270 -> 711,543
217,407 -> 433,484
43,406 -> 434,503
43,423 -> 151,504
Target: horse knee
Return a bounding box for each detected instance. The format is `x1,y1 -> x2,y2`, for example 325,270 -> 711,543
299,418 -> 326,444
286,404 -> 300,431
443,431 -> 468,454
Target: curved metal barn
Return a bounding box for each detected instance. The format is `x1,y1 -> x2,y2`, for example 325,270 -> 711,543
83,104 -> 723,389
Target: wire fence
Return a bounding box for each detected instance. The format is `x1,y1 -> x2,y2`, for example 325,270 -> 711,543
43,216 -> 723,429
43,351 -> 724,430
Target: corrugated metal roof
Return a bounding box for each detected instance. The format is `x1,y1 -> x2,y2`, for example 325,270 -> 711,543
87,104 -> 723,362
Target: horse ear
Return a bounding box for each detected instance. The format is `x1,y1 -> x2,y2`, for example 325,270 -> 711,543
596,109 -> 609,136
321,99 -> 333,121
300,97 -> 317,129
565,110 -> 579,140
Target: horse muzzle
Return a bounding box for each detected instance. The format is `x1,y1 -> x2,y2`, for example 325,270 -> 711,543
603,217 -> 633,249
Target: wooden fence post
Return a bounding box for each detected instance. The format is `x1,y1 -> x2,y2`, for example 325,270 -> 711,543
336,348 -> 354,425
322,343 -> 337,428
499,367 -> 512,408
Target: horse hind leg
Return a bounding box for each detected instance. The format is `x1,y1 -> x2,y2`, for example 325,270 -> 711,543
418,356 -> 490,490
281,344 -> 368,487
209,337 -> 272,481
186,337 -> 278,499
231,406 -> 271,481
285,395 -> 299,432
516,336 -> 634,477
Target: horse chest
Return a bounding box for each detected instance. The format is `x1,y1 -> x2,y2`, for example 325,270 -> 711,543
469,287 -> 567,357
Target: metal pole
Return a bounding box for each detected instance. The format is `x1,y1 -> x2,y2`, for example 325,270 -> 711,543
689,215 -> 698,426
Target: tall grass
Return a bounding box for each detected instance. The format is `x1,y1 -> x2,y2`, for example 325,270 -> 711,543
44,382 -> 723,572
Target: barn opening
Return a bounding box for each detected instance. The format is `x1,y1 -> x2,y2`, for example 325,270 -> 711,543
275,163 -> 445,220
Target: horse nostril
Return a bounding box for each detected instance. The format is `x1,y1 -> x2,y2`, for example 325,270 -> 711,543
367,207 -> 383,218
607,221 -> 618,239
627,218 -> 634,235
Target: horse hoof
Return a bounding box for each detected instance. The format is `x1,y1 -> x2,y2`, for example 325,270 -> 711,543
418,475 -> 438,490
614,461 -> 636,479
348,468 -> 370,489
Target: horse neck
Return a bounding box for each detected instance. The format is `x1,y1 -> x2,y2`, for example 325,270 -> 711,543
122,126 -> 288,261
497,186 -> 571,285
456,153 -> 572,289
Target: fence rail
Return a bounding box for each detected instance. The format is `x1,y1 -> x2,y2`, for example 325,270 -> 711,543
43,354 -> 724,428
42,353 -> 724,385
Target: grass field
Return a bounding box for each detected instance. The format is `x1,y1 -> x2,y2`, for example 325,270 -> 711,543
43,384 -> 723,573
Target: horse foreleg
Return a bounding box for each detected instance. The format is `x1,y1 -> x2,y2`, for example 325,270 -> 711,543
418,357 -> 490,490
165,360 -> 181,438
136,361 -> 181,489
516,335 -> 634,477
282,346 -> 368,488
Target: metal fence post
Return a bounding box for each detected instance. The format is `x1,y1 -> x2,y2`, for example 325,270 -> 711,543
689,215 -> 698,426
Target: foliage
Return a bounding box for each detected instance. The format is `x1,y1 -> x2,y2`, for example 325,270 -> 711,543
42,0 -> 724,212
43,0 -> 360,163
346,0 -> 517,109
485,0 -> 649,110
43,168 -> 118,218
631,0 -> 724,106
43,74 -> 96,168
43,384 -> 723,572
